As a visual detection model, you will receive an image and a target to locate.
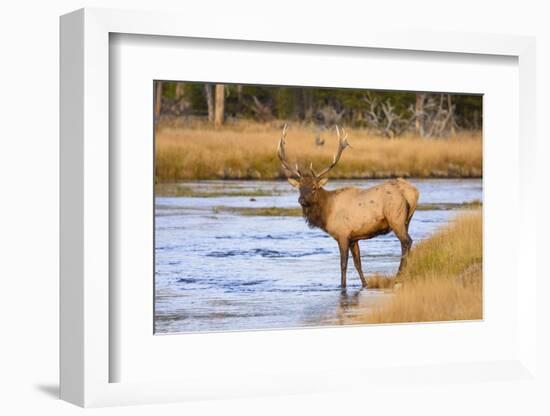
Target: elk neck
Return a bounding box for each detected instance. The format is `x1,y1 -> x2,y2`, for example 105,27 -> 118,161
302,187 -> 330,230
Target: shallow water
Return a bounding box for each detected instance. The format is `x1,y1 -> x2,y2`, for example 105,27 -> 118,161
155,179 -> 482,334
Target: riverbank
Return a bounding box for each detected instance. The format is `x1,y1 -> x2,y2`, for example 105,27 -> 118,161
345,209 -> 482,324
155,122 -> 482,181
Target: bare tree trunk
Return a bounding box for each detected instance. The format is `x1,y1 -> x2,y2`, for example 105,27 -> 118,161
415,92 -> 425,137
175,82 -> 184,99
204,84 -> 214,123
154,81 -> 163,126
473,109 -> 480,130
236,85 -> 243,114
447,95 -> 456,137
214,84 -> 225,128
292,88 -> 303,120
302,89 -> 313,122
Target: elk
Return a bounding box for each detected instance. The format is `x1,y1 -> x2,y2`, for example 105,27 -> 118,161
277,124 -> 419,288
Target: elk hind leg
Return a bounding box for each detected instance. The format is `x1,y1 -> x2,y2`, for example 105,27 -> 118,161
350,241 -> 368,288
389,220 -> 413,275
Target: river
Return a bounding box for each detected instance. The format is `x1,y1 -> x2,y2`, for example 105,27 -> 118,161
155,179 -> 482,334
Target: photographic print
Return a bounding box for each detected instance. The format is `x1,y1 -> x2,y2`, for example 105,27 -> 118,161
154,82 -> 482,334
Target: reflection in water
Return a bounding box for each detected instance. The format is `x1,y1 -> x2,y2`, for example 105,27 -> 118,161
339,289 -> 362,310
311,288 -> 392,327
155,179 -> 482,334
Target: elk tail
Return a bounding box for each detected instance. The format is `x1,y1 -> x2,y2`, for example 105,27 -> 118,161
406,188 -> 419,224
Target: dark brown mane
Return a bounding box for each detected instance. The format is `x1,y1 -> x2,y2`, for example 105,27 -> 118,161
302,188 -> 328,230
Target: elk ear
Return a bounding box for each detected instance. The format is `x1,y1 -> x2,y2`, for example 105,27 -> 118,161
317,177 -> 328,188
287,178 -> 300,188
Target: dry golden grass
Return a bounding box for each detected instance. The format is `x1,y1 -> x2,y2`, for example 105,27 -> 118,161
155,121 -> 482,180
366,273 -> 395,289
350,209 -> 482,324
364,273 -> 482,323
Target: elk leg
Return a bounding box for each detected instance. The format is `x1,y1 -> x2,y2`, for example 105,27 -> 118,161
337,239 -> 350,289
396,232 -> 412,274
390,223 -> 413,275
350,241 -> 368,288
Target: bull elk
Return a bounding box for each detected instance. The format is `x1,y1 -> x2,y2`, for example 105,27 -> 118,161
277,124 -> 419,288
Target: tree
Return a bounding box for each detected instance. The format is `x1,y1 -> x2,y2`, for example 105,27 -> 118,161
204,84 -> 214,123
363,92 -> 413,138
156,81 -> 481,134
175,82 -> 184,99
302,88 -> 314,122
412,94 -> 457,138
415,93 -> 425,137
154,81 -> 163,126
214,84 -> 225,128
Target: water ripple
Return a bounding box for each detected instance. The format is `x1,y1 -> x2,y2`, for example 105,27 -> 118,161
206,248 -> 330,258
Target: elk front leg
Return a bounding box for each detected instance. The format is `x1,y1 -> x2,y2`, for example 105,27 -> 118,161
337,239 -> 350,289
350,241 -> 368,288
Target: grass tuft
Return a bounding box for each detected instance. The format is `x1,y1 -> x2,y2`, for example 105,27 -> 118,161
366,274 -> 395,289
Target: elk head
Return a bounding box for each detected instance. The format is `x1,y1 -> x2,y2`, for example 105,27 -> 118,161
277,124 -> 351,207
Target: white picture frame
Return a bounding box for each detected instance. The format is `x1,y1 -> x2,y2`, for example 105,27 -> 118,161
60,7 -> 538,408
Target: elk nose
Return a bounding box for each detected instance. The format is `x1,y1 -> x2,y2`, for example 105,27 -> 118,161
298,197 -> 306,206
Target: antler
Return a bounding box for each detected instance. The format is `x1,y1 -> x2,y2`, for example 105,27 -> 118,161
312,125 -> 351,178
277,124 -> 302,178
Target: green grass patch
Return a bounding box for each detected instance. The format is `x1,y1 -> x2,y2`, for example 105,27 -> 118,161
213,206 -> 303,217
416,199 -> 482,211
210,200 -> 482,218
156,183 -> 280,198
